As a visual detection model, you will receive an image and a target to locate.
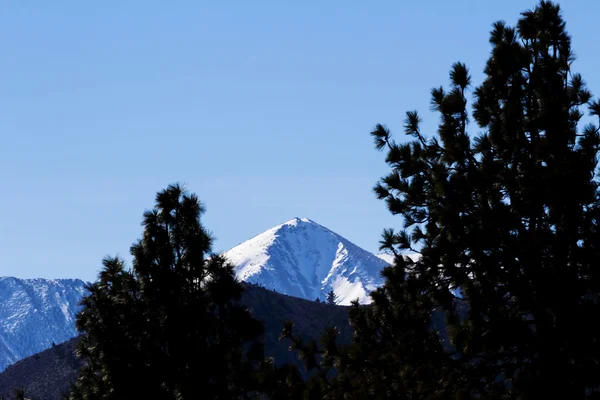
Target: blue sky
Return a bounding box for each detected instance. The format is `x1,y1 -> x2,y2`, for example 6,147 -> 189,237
1,1 -> 599,281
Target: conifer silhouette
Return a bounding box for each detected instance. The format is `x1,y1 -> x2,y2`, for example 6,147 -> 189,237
282,2 -> 600,398
69,184 -> 267,399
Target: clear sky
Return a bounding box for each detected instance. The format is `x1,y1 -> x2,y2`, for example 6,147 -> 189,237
1,1 -> 599,281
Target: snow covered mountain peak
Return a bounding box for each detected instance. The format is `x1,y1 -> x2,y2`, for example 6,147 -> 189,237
287,217 -> 313,224
224,218 -> 388,305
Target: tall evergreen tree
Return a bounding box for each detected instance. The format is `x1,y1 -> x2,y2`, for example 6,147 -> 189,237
69,184 -> 267,399
370,0 -> 600,396
283,1 -> 600,398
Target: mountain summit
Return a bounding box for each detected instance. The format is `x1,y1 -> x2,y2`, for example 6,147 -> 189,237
224,218 -> 388,304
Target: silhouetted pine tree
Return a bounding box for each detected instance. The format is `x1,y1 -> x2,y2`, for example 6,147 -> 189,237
69,184 -> 268,399
278,256 -> 450,399
326,290 -> 338,305
282,2 -> 600,398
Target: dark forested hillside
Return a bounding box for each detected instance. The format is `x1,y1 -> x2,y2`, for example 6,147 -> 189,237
0,284 -> 351,400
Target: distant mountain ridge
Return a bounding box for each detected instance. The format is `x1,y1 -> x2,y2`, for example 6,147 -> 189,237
0,277 -> 87,372
224,217 -> 389,304
0,217 -> 389,373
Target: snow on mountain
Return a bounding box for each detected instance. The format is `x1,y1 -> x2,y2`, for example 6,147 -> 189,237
0,277 -> 87,372
224,217 -> 389,305
376,252 -> 395,265
376,252 -> 421,265
0,217 -> 389,372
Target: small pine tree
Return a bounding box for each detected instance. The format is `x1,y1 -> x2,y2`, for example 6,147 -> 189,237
69,184 -> 267,399
325,290 -> 338,305
315,297 -> 321,303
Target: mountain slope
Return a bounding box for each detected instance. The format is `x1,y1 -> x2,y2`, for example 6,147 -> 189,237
0,337 -> 83,400
224,218 -> 388,304
0,218 -> 385,374
0,277 -> 87,372
0,284 -> 352,400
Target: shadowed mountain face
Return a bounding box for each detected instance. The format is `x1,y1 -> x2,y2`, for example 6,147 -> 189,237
225,218 -> 388,304
0,284 -> 353,400
0,337 -> 83,400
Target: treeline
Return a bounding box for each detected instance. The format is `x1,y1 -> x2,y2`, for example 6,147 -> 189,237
28,2 -> 600,398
